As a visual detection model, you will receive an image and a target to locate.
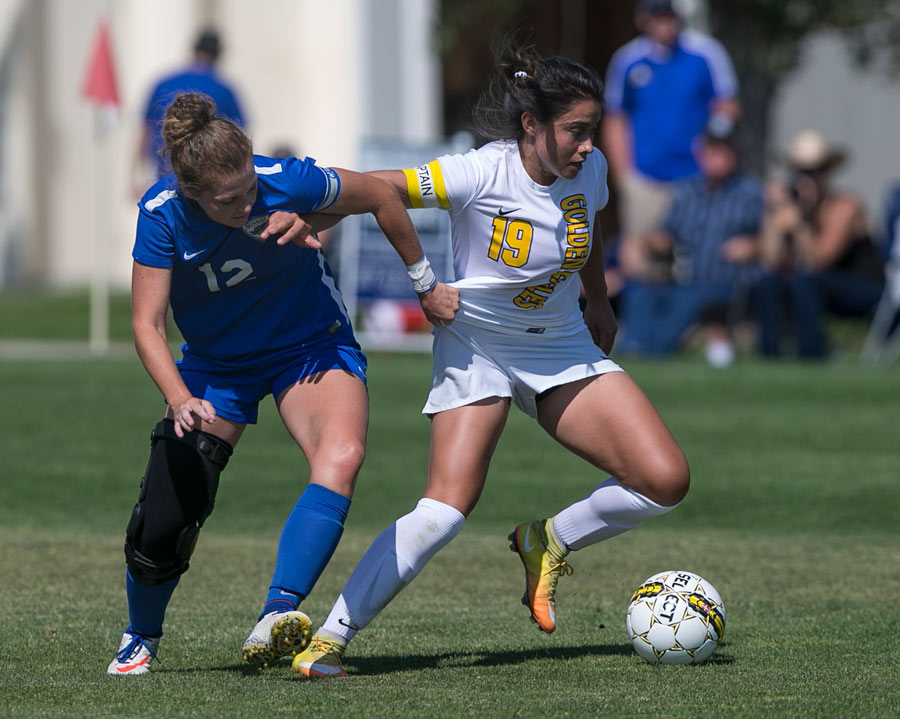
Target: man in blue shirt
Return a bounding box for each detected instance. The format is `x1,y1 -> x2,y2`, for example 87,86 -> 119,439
132,29 -> 246,194
617,115 -> 763,366
603,0 -> 740,285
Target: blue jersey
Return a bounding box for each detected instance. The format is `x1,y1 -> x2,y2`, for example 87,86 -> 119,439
605,30 -> 738,182
143,64 -> 246,178
133,155 -> 352,367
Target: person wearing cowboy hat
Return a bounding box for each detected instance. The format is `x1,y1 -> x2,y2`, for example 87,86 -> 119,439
756,130 -> 884,358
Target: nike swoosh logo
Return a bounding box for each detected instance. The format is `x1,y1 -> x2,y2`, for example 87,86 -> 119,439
522,525 -> 535,553
498,207 -> 521,216
338,617 -> 360,631
115,656 -> 150,673
183,249 -> 206,260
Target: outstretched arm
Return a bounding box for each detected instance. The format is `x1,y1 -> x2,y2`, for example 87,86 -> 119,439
317,168 -> 458,325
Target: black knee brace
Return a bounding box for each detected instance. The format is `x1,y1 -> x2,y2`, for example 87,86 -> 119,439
124,419 -> 233,585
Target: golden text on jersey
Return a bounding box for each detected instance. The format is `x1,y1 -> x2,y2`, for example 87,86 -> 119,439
402,142 -> 610,336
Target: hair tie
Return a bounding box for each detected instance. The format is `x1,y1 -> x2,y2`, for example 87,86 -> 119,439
514,70 -> 528,80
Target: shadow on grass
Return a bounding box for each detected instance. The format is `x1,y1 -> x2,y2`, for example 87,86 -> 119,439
200,642 -> 635,678
350,643 -> 635,676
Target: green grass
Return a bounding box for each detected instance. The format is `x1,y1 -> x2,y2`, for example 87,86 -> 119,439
0,290 -> 134,342
1,343 -> 898,717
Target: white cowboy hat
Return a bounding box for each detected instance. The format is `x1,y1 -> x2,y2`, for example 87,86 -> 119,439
786,130 -> 846,172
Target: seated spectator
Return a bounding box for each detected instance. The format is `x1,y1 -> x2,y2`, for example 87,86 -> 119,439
756,130 -> 885,358
616,116 -> 763,366
879,180 -> 900,262
604,0 -> 740,288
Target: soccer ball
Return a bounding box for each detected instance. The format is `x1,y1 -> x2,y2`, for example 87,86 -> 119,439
625,570 -> 725,665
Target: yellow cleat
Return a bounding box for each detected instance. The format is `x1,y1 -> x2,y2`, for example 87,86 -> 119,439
509,518 -> 572,634
291,633 -> 348,678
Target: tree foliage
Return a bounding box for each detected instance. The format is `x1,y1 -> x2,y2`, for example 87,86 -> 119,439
705,0 -> 900,171
707,0 -> 900,81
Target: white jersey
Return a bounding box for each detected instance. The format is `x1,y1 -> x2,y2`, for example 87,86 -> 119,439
403,140 -> 609,336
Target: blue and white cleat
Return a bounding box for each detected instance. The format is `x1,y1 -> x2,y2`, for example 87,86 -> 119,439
107,631 -> 160,676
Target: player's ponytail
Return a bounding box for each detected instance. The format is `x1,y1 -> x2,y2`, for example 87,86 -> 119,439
472,38 -> 604,141
161,93 -> 252,196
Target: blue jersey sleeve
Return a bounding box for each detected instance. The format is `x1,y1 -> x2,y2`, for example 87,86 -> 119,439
265,155 -> 342,213
133,192 -> 177,268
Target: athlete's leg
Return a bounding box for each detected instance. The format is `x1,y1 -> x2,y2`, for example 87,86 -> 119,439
536,371 -> 688,550
423,397 -> 511,515
509,372 -> 688,633
166,408 -> 247,447
111,414 -> 245,674
277,369 -> 369,497
293,399 -> 510,676
258,370 -> 368,612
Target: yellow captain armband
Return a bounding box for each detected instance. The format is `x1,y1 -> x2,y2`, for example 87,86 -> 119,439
402,161 -> 450,210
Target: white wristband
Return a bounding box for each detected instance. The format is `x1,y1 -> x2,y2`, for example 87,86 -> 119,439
406,255 -> 437,296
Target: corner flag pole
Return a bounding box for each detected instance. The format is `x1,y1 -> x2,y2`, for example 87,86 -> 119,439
81,19 -> 120,357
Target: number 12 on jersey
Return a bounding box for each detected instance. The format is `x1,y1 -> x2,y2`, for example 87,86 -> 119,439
487,217 -> 534,268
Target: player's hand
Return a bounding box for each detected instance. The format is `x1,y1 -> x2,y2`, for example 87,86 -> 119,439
419,282 -> 459,327
264,211 -> 323,249
582,295 -> 618,355
169,397 -> 216,438
721,235 -> 758,264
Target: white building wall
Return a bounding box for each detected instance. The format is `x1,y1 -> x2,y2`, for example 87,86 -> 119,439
0,0 -> 440,289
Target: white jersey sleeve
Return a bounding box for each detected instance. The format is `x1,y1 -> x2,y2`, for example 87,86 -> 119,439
401,149 -> 486,211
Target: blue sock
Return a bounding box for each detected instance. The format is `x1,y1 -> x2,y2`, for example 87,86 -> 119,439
260,483 -> 351,620
126,570 -> 179,638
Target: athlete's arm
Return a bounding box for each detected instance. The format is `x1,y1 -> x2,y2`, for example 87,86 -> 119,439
579,216 -> 618,354
131,261 -> 215,437
318,168 -> 458,325
601,113 -> 633,186
367,170 -> 412,208
321,169 -> 421,261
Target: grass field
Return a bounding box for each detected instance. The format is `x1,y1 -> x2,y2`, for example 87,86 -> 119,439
1,326 -> 898,717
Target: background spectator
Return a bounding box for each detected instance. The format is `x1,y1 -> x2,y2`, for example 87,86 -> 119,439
132,28 -> 246,195
879,180 -> 900,263
616,115 -> 763,366
757,130 -> 885,358
603,0 -> 740,286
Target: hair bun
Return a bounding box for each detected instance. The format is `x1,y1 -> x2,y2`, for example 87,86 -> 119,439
161,93 -> 218,149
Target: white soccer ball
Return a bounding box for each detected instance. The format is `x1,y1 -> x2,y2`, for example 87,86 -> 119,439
625,570 -> 725,665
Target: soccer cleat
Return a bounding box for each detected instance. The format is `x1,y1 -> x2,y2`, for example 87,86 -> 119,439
107,631 -> 160,676
509,518 -> 573,634
291,633 -> 348,678
241,610 -> 312,669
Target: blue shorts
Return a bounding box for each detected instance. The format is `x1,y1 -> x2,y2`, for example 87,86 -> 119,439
176,342 -> 368,424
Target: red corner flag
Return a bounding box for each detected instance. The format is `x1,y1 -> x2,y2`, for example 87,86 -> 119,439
82,21 -> 120,106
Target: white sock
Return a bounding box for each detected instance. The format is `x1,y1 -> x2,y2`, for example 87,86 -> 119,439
320,498 -> 465,643
552,477 -> 678,551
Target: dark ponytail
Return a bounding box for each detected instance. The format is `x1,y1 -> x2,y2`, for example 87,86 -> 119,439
472,40 -> 604,141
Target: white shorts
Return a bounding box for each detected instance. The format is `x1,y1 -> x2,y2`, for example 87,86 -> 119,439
423,319 -> 624,419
